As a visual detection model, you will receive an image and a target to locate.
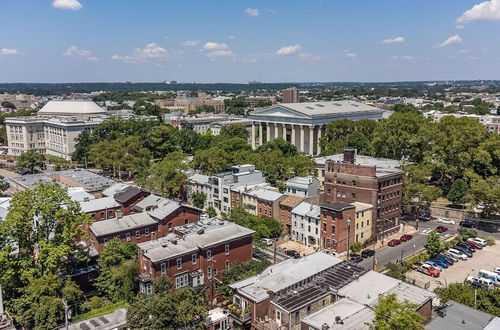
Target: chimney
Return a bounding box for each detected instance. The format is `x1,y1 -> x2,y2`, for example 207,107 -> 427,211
322,323 -> 330,330
343,149 -> 357,164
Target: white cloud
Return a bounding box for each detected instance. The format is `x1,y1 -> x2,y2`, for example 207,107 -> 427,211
111,42 -> 169,63
203,42 -> 229,50
458,49 -> 468,54
436,34 -> 462,47
268,10 -> 277,14
456,24 -> 465,29
456,0 -> 500,24
344,49 -> 357,58
381,36 -> 405,44
206,50 -> 234,57
298,52 -> 321,61
181,40 -> 200,47
276,44 -> 302,55
52,0 -> 82,10
391,55 -> 414,60
228,35 -> 236,40
1,48 -> 20,55
244,8 -> 260,16
62,46 -> 99,61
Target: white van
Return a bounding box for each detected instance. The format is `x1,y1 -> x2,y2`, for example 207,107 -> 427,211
478,270 -> 500,286
447,248 -> 468,260
467,237 -> 487,247
467,276 -> 495,290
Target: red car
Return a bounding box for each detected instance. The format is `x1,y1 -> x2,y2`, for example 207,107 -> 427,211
400,234 -> 413,242
388,239 -> 401,247
436,226 -> 448,233
466,240 -> 483,250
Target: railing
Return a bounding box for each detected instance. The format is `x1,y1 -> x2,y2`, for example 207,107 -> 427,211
229,309 -> 252,323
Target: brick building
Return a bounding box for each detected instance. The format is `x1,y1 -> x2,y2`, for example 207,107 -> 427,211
278,195 -> 304,235
322,149 -> 404,238
137,218 -> 254,300
113,185 -> 150,215
319,202 -> 356,254
80,196 -> 122,221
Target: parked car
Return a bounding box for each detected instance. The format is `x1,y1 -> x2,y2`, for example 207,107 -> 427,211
424,261 -> 443,271
453,245 -> 473,257
477,270 -> 500,286
438,218 -> 455,224
467,237 -> 487,247
388,239 -> 401,247
350,255 -> 363,263
436,226 -> 448,233
447,248 -> 468,260
436,254 -> 455,265
252,251 -> 267,259
466,240 -> 483,250
261,238 -> 274,246
457,242 -> 475,253
14,169 -> 30,175
285,250 -> 300,259
412,262 -> 440,277
459,221 -> 476,228
495,267 -> 500,274
441,252 -> 458,262
467,276 -> 495,291
361,249 -> 375,258
200,213 -> 209,221
427,258 -> 449,268
400,234 -> 413,242
418,216 -> 431,222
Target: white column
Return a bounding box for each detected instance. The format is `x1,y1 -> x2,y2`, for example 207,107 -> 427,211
274,123 -> 279,139
309,126 -> 314,155
282,124 -> 287,141
259,123 -> 263,146
300,125 -> 305,153
317,126 -> 322,155
266,123 -> 271,142
251,122 -> 256,149
291,124 -> 296,148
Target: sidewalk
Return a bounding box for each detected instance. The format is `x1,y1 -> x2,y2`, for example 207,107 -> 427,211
278,239 -> 317,256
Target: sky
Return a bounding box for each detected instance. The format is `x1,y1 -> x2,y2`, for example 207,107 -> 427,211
0,0 -> 500,83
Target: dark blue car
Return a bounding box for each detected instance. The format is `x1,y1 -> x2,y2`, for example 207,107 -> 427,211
428,258 -> 449,268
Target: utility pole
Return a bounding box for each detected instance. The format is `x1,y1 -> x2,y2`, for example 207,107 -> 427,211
273,238 -> 277,264
400,249 -> 404,264
62,299 -> 69,330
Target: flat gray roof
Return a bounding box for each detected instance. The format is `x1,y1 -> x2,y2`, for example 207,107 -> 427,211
427,300 -> 498,330
315,154 -> 403,177
90,212 -> 157,237
80,197 -> 120,213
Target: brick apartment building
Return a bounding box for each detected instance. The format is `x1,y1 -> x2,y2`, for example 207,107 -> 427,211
319,202 -> 356,254
137,218 -> 254,300
87,194 -> 201,253
323,149 -> 404,238
278,195 -> 304,235
80,196 -> 122,221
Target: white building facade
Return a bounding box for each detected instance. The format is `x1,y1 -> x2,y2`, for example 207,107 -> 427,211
291,202 -> 321,247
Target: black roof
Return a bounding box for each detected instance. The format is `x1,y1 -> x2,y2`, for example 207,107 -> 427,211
272,260 -> 369,312
320,202 -> 355,212
114,186 -> 144,203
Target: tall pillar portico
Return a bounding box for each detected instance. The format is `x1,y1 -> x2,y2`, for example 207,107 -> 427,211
309,126 -> 314,155
282,123 -> 287,141
259,123 -> 263,146
251,122 -> 256,149
291,124 -> 296,146
300,125 -> 305,153
317,126 -> 323,155
274,123 -> 279,139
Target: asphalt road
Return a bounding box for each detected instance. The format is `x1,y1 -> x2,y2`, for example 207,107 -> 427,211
359,220 -> 500,271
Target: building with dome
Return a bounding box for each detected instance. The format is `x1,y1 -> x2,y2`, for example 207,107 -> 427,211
6,101 -> 108,160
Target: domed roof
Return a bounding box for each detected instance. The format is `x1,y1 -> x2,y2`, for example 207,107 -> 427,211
38,101 -> 106,115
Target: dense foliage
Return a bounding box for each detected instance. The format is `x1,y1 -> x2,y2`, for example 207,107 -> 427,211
371,293 -> 424,330
435,283 -> 500,317
223,206 -> 283,239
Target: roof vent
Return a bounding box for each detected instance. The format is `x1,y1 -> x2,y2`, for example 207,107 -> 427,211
197,229 -> 204,235
335,316 -> 343,325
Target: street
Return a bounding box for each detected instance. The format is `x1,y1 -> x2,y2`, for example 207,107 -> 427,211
359,220 -> 500,271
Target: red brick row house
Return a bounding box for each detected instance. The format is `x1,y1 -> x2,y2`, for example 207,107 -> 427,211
319,202 -> 356,254
137,218 -> 254,301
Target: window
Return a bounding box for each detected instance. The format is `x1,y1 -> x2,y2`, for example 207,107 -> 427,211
192,253 -> 197,264
352,180 -> 357,186
168,223 -> 173,231
323,223 -> 327,232
185,218 -> 189,224
108,210 -> 113,218
145,228 -> 149,236
331,224 -> 336,233
207,250 -> 212,260
160,262 -> 166,274
356,223 -> 359,229
223,188 -> 228,194
176,258 -> 182,269
225,260 -> 230,270
327,189 -> 331,195
135,230 -> 140,239
367,219 -> 370,226
100,211 -> 105,219
103,238 -> 109,244
175,274 -> 189,289
225,244 -> 230,255
207,267 -> 212,279
276,310 -> 281,322
126,232 -> 131,241
351,193 -> 356,199
361,232 -> 364,238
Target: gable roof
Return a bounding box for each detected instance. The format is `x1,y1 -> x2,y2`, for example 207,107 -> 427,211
113,186 -> 145,203
89,212 -> 157,237
80,197 -> 121,213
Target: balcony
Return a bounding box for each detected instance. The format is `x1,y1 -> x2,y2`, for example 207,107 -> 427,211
228,305 -> 252,324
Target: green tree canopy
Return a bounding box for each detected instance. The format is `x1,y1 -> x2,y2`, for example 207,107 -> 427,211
371,293 -> 424,330
447,179 -> 469,206
191,192 -> 206,209
223,206 -> 282,239
16,149 -> 45,173
424,231 -> 445,257
435,283 -> 500,317
220,123 -> 250,140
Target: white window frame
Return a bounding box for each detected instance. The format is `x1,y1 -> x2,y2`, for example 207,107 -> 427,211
135,230 -> 140,239
175,274 -> 189,289
225,244 -> 230,255
126,232 -> 131,241
160,262 -> 166,274
207,249 -> 212,260
176,258 -> 182,269
207,266 -> 212,279
192,253 -> 197,264
145,228 -> 150,236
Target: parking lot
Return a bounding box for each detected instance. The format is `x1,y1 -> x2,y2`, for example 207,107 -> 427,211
406,239 -> 500,291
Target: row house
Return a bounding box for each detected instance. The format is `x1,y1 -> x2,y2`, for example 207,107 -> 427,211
319,202 -> 356,255
278,195 -> 304,235
290,202 -> 321,248
229,253 -> 435,330
284,176 -> 320,198
230,182 -> 272,211
323,149 -> 403,238
137,218 -> 254,300
242,188 -> 285,221
80,196 -> 122,221
112,185 -> 150,215
87,194 -> 201,253
353,202 -> 373,245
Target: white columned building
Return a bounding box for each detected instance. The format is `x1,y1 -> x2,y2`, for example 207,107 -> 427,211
249,101 -> 385,155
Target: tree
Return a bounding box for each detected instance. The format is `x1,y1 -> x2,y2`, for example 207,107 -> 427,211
220,124 -> 250,140
206,206 -> 217,218
385,262 -> 410,281
72,131 -> 94,163
138,151 -> 188,198
16,149 -> 45,173
371,293 -> 424,330
467,176 -> 500,217
146,125 -> 179,159
1,101 -> 16,109
257,138 -> 297,156
191,147 -> 230,175
223,206 -> 282,239
435,283 -> 500,317
424,231 -> 445,257
447,179 -> 469,206
94,239 -> 139,303
127,287 -> 208,329
192,192 -> 206,209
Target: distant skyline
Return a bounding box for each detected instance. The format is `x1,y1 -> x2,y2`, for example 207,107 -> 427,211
1,0 -> 500,83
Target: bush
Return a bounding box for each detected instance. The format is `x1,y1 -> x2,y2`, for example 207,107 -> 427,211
458,228 -> 478,240
350,242 -> 362,254
484,236 -> 496,246
82,296 -> 104,312
385,262 -> 410,281
406,252 -> 430,265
